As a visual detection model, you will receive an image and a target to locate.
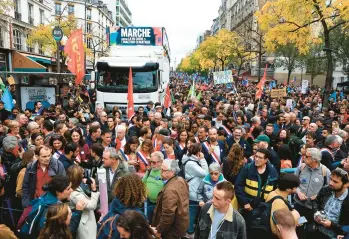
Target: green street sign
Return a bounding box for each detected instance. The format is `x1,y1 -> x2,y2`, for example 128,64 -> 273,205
52,26 -> 63,42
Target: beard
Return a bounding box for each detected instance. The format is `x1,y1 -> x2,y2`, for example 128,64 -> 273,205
210,137 -> 217,142
330,184 -> 344,192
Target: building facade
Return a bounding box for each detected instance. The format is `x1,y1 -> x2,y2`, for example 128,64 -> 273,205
54,0 -> 114,70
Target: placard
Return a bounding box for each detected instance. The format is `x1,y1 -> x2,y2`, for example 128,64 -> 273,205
270,88 -> 287,98
301,80 -> 308,94
213,70 -> 233,85
110,27 -> 163,46
20,87 -> 55,110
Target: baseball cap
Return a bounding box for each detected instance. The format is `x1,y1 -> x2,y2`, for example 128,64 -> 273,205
253,135 -> 270,144
159,128 -> 170,137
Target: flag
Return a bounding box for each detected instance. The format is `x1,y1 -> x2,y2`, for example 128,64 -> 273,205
272,80 -> 276,88
196,91 -> 202,100
64,29 -> 85,85
256,65 -> 268,100
0,77 -> 6,91
329,91 -> 337,102
164,85 -> 171,108
293,76 -> 297,83
269,82 -> 273,91
242,78 -> 249,87
1,87 -> 14,111
340,90 -> 344,100
127,67 -> 134,120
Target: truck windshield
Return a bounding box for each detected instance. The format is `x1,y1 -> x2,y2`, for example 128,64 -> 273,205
97,68 -> 158,93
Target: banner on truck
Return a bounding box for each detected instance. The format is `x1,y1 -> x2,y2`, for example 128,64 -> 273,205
213,70 -> 233,85
109,27 -> 163,46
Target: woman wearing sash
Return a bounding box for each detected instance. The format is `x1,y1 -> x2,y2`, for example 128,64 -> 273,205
137,139 -> 153,175
176,129 -> 188,156
49,134 -> 66,161
162,138 -> 182,165
123,136 -> 139,168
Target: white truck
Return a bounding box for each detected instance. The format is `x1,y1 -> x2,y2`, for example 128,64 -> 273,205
91,26 -> 171,114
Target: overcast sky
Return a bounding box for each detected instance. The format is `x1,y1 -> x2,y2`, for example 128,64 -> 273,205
127,0 -> 221,68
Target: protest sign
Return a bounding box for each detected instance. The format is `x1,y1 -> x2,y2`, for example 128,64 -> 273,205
213,70 -> 233,85
270,88 -> 286,98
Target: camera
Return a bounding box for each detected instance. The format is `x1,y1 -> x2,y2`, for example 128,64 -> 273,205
314,210 -> 327,221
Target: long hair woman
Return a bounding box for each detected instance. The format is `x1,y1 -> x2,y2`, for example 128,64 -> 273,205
222,143 -> 245,184
137,139 -> 154,175
116,210 -> 156,239
97,174 -> 147,239
67,165 -> 100,239
123,136 -> 140,167
38,203 -> 72,239
49,134 -> 67,160
70,127 -> 89,162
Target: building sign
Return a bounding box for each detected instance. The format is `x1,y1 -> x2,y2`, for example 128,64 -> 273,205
213,70 -> 233,85
109,27 -> 163,46
270,88 -> 287,98
20,87 -> 55,110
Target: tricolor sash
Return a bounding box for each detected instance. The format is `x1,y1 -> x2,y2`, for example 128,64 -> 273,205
194,137 -> 200,143
119,149 -> 129,161
202,142 -> 221,164
179,143 -> 185,151
221,126 -> 232,137
137,151 -> 149,166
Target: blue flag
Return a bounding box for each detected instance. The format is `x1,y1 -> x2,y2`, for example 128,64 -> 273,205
272,81 -> 276,88
242,79 -> 248,87
340,91 -> 344,100
1,87 -> 14,111
269,82 -> 273,91
329,91 -> 337,102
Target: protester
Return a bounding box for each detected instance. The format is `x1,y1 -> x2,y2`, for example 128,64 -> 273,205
38,203 -> 73,239
195,181 -> 247,239
97,173 -> 147,239
116,210 -> 156,239
272,208 -> 298,239
152,159 -> 189,239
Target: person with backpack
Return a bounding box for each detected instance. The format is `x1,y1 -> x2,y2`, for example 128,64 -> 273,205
97,173 -> 147,239
182,143 -> 208,238
263,173 -> 301,239
272,209 -> 299,239
142,151 -> 164,224
18,175 -> 86,239
293,147 -> 331,238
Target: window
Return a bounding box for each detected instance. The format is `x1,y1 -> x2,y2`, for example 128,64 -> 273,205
28,4 -> 33,24
0,27 -> 3,47
87,23 -> 92,33
40,9 -> 44,24
55,3 -> 61,15
13,29 -> 22,50
39,43 -> 43,55
26,34 -> 33,52
87,8 -> 91,20
87,38 -> 92,49
68,5 -> 74,15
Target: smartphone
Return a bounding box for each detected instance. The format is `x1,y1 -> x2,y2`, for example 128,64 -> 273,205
298,216 -> 308,224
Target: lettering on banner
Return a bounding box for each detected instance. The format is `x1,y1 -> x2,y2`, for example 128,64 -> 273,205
270,88 -> 287,98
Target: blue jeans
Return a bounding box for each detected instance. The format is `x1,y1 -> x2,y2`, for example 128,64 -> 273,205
188,200 -> 199,234
145,199 -> 156,225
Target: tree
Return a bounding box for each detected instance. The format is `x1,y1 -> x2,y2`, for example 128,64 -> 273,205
230,34 -> 256,76
299,44 -> 326,85
0,0 -> 14,15
256,0 -> 349,106
331,27 -> 349,80
274,43 -> 302,84
87,27 -> 109,70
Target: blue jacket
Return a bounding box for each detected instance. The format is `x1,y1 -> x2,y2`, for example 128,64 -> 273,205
22,158 -> 66,208
20,191 -> 82,238
197,173 -> 225,202
201,140 -> 226,165
58,154 -> 74,171
97,197 -> 145,239
235,162 -> 278,208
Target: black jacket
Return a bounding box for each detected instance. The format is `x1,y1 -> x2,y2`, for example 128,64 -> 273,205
314,186 -> 349,236
194,202 -> 247,239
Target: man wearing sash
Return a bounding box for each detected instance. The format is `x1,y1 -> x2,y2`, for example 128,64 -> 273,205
202,128 -> 225,165
197,126 -> 208,144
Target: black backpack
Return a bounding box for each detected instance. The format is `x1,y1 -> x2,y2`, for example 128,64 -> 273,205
248,195 -> 292,237
178,159 -> 200,182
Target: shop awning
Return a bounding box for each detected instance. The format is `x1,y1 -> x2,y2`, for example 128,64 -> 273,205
12,51 -> 46,72
27,56 -> 51,65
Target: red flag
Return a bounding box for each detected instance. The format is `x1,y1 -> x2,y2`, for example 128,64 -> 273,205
255,64 -> 268,100
283,79 -> 287,86
127,67 -> 134,120
64,29 -> 85,85
164,85 -> 171,108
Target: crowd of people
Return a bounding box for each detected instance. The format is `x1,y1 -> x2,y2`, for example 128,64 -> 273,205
0,76 -> 348,239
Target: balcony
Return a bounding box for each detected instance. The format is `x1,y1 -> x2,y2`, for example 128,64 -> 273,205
15,12 -> 22,21
29,17 -> 34,25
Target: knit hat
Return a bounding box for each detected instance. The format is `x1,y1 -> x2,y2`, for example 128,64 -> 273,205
3,136 -> 18,150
